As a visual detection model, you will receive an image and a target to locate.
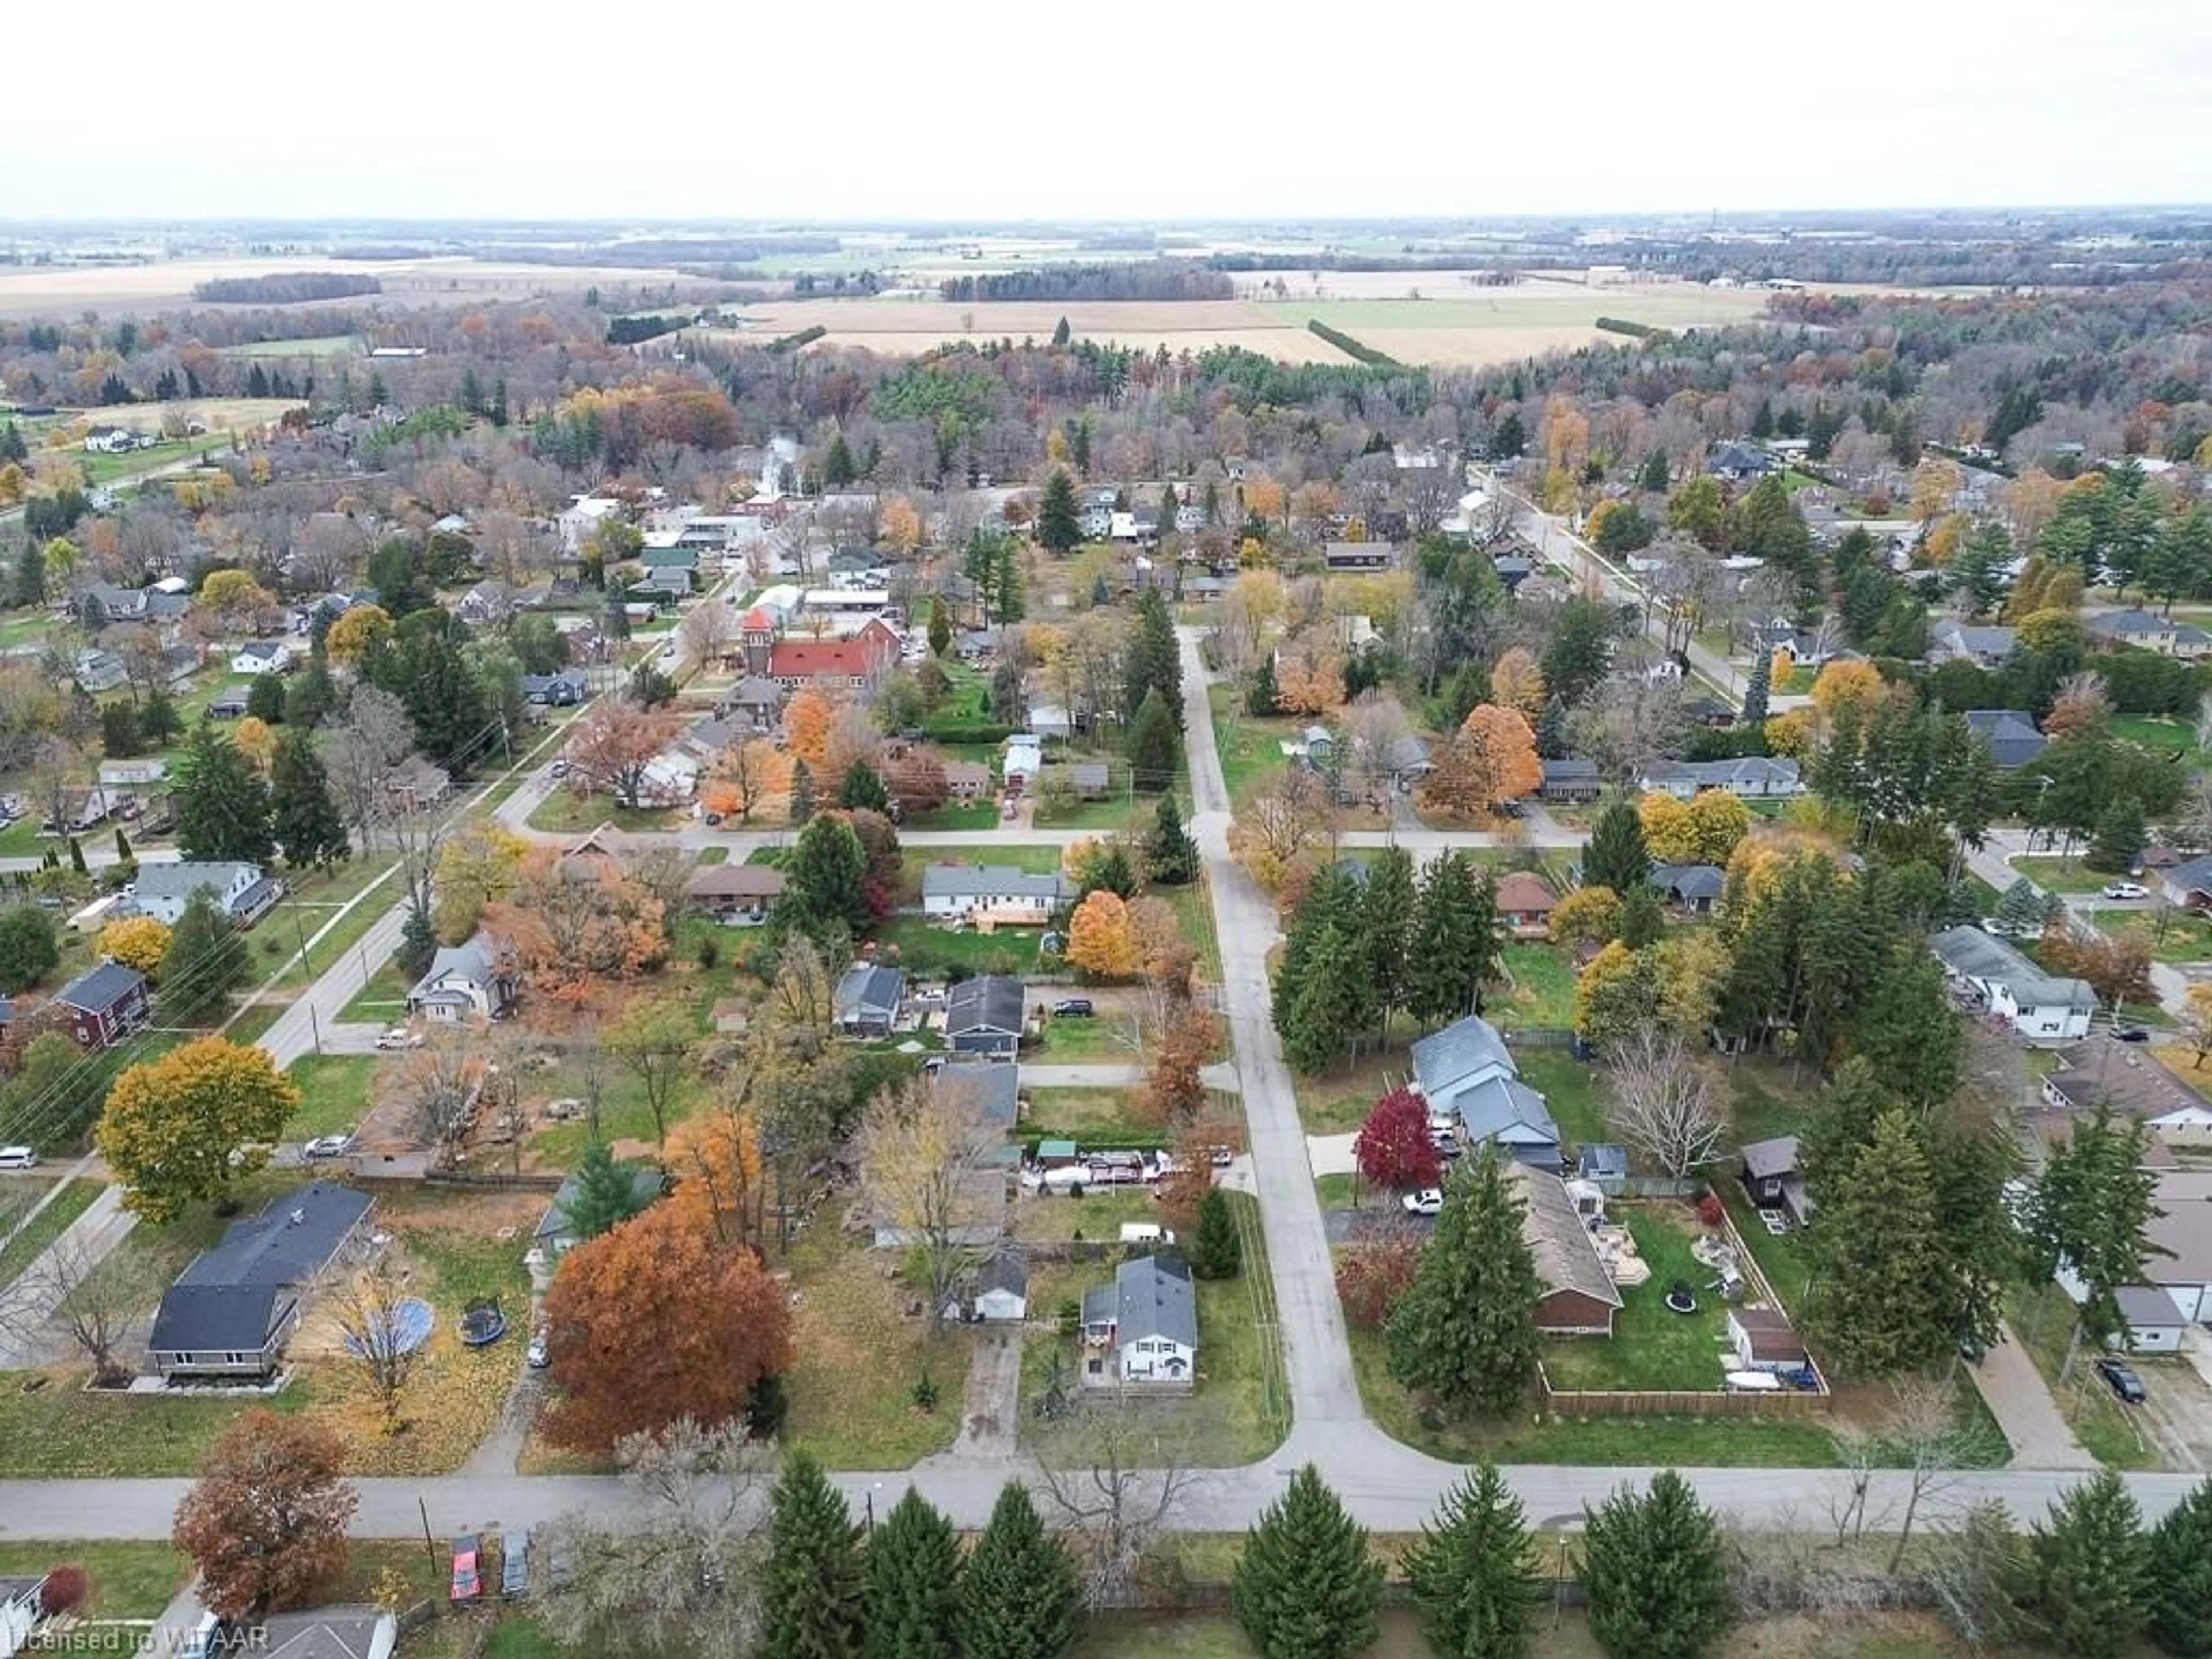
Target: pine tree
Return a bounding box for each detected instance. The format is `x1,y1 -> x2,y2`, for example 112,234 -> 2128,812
1036,468 -> 1083,556
1191,1188 -> 1243,1280
1739,648 -> 1771,727
12,540 -> 46,608
1127,687 -> 1180,791
1533,695 -> 1570,760
926,594 -> 952,657
2086,795 -> 2146,874
1272,865 -> 1354,1036
781,813 -> 872,940
1386,1145 -> 1540,1416
790,759 -> 816,826
860,1489 -> 963,1659
66,837 -> 86,876
1619,881 -> 1664,949
1639,449 -> 1671,493
1124,589 -> 1184,729
2145,1475 -> 2212,1656
1583,800 -> 1650,896
1050,316 -> 1071,348
270,731 -> 350,871
1403,853 -> 1499,1029
1802,1108 -> 1950,1377
1362,846 -> 1417,1027
562,1139 -> 652,1241
762,1450 -> 862,1659
838,761 -> 891,814
396,903 -> 438,983
823,431 -> 857,488
245,674 -> 287,724
1403,1464 -> 1545,1659
1285,922 -> 1362,1074
1143,793 -> 1199,886
1994,877 -> 2057,937
139,689 -> 182,746
960,1482 -> 1080,1659
159,891 -> 248,1024
1232,1464 -> 1382,1659
113,828 -> 132,868
285,660 -> 338,728
1580,1471 -> 1732,1659
995,537 -> 1025,624
2028,1469 -> 2148,1659
1247,654 -> 1281,717
172,721 -> 274,863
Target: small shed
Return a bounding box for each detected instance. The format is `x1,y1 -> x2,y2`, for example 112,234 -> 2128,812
1577,1143 -> 1628,1197
1036,1138 -> 1080,1171
974,1245 -> 1028,1323
1727,1306 -> 1808,1374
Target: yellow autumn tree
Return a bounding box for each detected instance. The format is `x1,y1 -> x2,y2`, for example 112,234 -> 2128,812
1550,885 -> 1624,946
325,604 -> 394,668
1489,647 -> 1546,718
233,715 -> 278,775
96,916 -> 172,977
1810,658 -> 1887,723
1459,704 -> 1544,801
783,687 -> 834,771
433,823 -> 532,942
1065,889 -> 1141,982
1243,473 -> 1287,527
880,496 -> 922,555
1770,647 -> 1795,688
1763,709 -> 1816,759
665,1105 -> 767,1251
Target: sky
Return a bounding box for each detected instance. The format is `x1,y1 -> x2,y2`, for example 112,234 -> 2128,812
11,0 -> 2211,222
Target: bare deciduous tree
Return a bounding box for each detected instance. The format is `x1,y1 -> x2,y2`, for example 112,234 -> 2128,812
386,1039 -> 480,1153
325,1250 -> 424,1434
1604,1028 -> 1725,1178
321,685 -> 414,851
35,1232 -> 162,1385
676,601 -> 738,673
1884,1374 -> 1981,1574
854,1077 -> 1000,1334
1037,1410 -> 1202,1610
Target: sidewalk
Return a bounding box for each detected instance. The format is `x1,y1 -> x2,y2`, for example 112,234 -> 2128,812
1964,1320 -> 2097,1469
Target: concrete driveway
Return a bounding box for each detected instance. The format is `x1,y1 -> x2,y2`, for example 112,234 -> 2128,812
1963,1321 -> 2098,1469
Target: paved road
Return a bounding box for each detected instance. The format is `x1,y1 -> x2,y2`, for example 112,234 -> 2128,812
1960,830 -> 2195,1018
0,1181 -> 136,1366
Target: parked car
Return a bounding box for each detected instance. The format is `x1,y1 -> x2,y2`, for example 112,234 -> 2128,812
1210,1145 -> 1235,1168
303,1134 -> 355,1160
2094,1356 -> 2147,1405
501,1529 -> 530,1600
2103,882 -> 2150,900
1051,998 -> 1096,1018
2114,1024 -> 2153,1044
1402,1188 -> 1445,1217
375,1027 -> 422,1051
451,1535 -> 483,1602
0,1146 -> 38,1170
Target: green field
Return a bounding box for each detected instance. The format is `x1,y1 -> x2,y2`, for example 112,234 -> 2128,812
285,1054 -> 377,1141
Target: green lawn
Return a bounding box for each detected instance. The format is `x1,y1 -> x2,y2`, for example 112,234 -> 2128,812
904,800 -> 1001,831
0,1179 -> 101,1289
285,1054 -> 376,1141
1514,1051 -> 1606,1146
868,915 -> 1043,978
2112,712 -> 2207,766
2088,907 -> 2212,963
1162,876 -> 1224,984
342,960 -> 415,1022
0,1541 -> 187,1620
1034,791 -> 1150,832
1539,1206 -> 1736,1392
1724,1188 -> 1810,1308
1208,683 -> 1297,810
2010,855 -> 2118,896
1031,1010 -> 1139,1059
1494,942 -> 1576,1029
1025,1088 -> 1153,1142
524,791 -> 681,836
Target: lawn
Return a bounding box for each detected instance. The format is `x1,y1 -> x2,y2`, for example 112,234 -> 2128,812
904,800 -> 1001,831
2112,711 -> 2207,766
1016,1185 -> 1162,1243
285,1054 -> 376,1141
0,1178 -> 101,1289
2010,855 -> 2119,896
779,1225 -> 969,1468
2088,906 -> 2212,963
1031,1009 -> 1141,1060
1208,683 -> 1296,811
1025,1088 -> 1154,1142
341,960 -> 415,1022
1162,876 -> 1224,984
1514,1051 -> 1606,1146
897,843 -> 1064,904
524,790 -> 681,836
869,915 -> 1043,978
1035,791 -> 1151,833
1724,1188 -> 1810,1308
0,1542 -> 187,1620
1539,1205 -> 1736,1392
1493,942 -> 1577,1030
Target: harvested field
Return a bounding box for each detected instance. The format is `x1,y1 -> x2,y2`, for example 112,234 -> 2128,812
47,397 -> 300,433
699,298 -> 1355,363
0,255 -> 706,319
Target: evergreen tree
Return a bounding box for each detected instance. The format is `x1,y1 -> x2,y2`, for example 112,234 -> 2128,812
1386,1145 -> 1540,1416
1272,866 -> 1353,1037
994,537 -> 1025,624
960,1482 -> 1080,1659
1403,1464 -> 1546,1659
1403,853 -> 1498,1029
563,1139 -> 652,1241
1285,922 -> 1365,1074
245,675 -> 287,724
2028,1469 -> 2148,1659
1191,1187 -> 1242,1280
1580,1471 -> 1732,1659
823,431 -> 857,488
12,540 -> 46,608
1050,316 -> 1071,348
270,731 -> 350,871
1639,449 -> 1671,493
1247,655 -> 1281,717
139,688 -> 182,746
2086,795 -> 2147,874
926,594 -> 952,657
159,891 -> 248,1024
790,759 -> 816,826
1123,589 -> 1184,729
1802,1107 -> 1950,1377
838,760 -> 891,814
1849,944 -> 1963,1111
172,721 -> 274,863
2033,1100 -> 2164,1353
113,828 -> 132,868
66,836 -> 86,877
0,907 -> 58,994
397,902 -> 438,983
1232,1464 -> 1382,1659
762,1450 -> 863,1659
1533,695 -> 1570,760
1993,877 -> 2058,937
860,1489 -> 963,1659
2145,1475 -> 2212,1656
1738,648 -> 1771,727
385,626 -> 494,774
285,660 -> 338,728
1582,800 -> 1650,896
1539,596 -> 1616,706
100,702 -> 142,759
1127,688 -> 1180,791
1035,469 -> 1083,556
1362,846 -> 1418,1027
1619,881 -> 1664,949
1143,793 -> 1199,885
780,813 -> 871,939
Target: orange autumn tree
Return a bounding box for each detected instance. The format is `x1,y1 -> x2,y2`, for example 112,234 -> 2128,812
784,687 -> 834,770
173,1411 -> 355,1620
1065,889 -> 1142,980
484,851 -> 664,998
540,1203 -> 793,1453
665,1104 -> 767,1252
1460,703 -> 1543,801
703,737 -> 789,823
1274,629 -> 1346,715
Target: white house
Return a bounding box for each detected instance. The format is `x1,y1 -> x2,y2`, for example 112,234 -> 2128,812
1003,734 -> 1045,789
557,495 -> 623,552
1930,926 -> 2095,1046
122,861 -> 280,927
1080,1255 -> 1196,1388
1636,757 -> 1803,800
230,639 -> 298,676
921,863 -> 1068,923
406,933 -> 520,1022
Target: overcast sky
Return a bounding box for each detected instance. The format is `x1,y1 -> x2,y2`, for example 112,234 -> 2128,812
11,0 -> 2209,222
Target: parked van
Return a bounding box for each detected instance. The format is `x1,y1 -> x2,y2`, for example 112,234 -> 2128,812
1119,1223 -> 1176,1247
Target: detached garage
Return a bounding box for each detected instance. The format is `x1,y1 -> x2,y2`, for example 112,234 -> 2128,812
2114,1286 -> 2187,1355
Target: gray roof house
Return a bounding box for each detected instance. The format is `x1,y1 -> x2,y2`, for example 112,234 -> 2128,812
944,975 -> 1025,1061
122,861 -> 281,927
2086,609 -> 2212,658
406,932 -> 520,1023
835,962 -> 906,1037
1964,709 -> 2048,769
973,1244 -> 1028,1322
1638,757 -> 1802,800
1930,620 -> 2018,667
1538,758 -> 1603,802
919,863 -> 1069,919
147,1183 -> 374,1379
1511,1162 -> 1624,1336
1741,1135 -> 1810,1225
1081,1254 -> 1197,1388
1649,862 -> 1726,914
1410,1015 -> 1562,1170
934,1061 -> 1021,1161
245,1606 -> 399,1659
1931,924 -> 2095,1046
535,1163 -> 664,1256
2157,855 -> 2212,911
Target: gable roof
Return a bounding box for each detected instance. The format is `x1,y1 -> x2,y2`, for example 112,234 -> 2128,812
945,974 -> 1025,1038
977,1243 -> 1028,1298
54,959 -> 147,1015
835,961 -> 904,1017
2047,1037 -> 2212,1122
411,933 -> 508,1000
768,636 -> 892,680
150,1183 -> 373,1354
1964,709 -> 2048,767
2162,855 -> 2212,902
1507,1162 -> 1623,1312
1455,1075 -> 1561,1150
1931,924 -> 2096,1013
921,863 -> 1067,904
1410,1016 -> 1517,1100
687,863 -> 786,901
1650,862 -> 1726,902
1111,1253 -> 1196,1347
1936,620 -> 2017,656
1640,757 -> 1801,791
1740,1135 -> 1801,1179
934,1061 -> 1020,1134
1493,870 -> 1558,914
127,861 -> 259,902
1730,1306 -> 1806,1364
1541,757 -> 1600,783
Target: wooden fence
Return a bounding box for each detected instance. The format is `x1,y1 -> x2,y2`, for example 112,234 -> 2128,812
1536,1366 -> 1830,1416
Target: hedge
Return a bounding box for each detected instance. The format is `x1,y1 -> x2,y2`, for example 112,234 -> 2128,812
1305,320 -> 1399,368
770,325 -> 828,353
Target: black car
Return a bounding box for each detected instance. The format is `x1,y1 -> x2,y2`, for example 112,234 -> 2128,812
2113,1025 -> 2152,1044
1051,999 -> 1095,1018
2094,1356 -> 2147,1405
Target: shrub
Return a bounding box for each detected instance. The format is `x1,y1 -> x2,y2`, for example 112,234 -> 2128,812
39,1565 -> 88,1616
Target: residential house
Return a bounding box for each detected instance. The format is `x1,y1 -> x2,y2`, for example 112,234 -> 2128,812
639,544 -> 703,581
1749,620 -> 1835,668
1649,862 -> 1725,916
944,975 -> 1025,1061
146,1183 -> 374,1379
2154,855 -> 2212,912
1493,870 -> 1559,940
2061,1170 -> 2212,1328
534,1163 -> 663,1257
1964,709 -> 2048,770
522,669 -> 591,708
1080,1254 -> 1197,1388
1003,735 -> 1045,790
972,1244 -> 1028,1323
834,962 -> 906,1039
1409,1016 -> 1562,1171
556,495 -> 622,552
459,581 -> 516,626
1323,541 -> 1395,571
1705,441 -> 1776,481
406,932 -> 520,1022
1577,1143 -> 1628,1197
230,639 -> 297,676
1727,1307 -> 1809,1374
1509,1162 -> 1623,1336
685,862 -> 786,921
2086,609 -> 2212,659
721,675 -> 786,732
2042,1037 -> 2212,1147
1931,924 -> 2096,1044
934,1060 -> 1021,1152
872,1168 -> 1007,1251
122,861 -> 281,927
631,567 -> 693,601
83,580 -> 152,623
1055,761 -> 1111,801
1740,1136 -> 1810,1226
920,864 -> 1068,925
1537,759 -> 1603,804
1492,553 -> 1535,591
237,1605 -> 399,1659
1029,703 -> 1077,741
72,650 -> 126,694
944,760 -> 993,801
382,756 -> 452,812
1930,620 -> 2018,668
1637,757 -> 1802,800
208,684 -> 253,719
97,757 -> 168,793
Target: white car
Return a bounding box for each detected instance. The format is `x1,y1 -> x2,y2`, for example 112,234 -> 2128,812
527,1330 -> 550,1369
1402,1188 -> 1445,1217
0,1146 -> 37,1170
303,1134 -> 355,1160
375,1027 -> 423,1051
2103,882 -> 2149,901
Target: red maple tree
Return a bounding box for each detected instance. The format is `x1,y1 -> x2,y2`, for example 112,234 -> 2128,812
1353,1086 -> 1442,1193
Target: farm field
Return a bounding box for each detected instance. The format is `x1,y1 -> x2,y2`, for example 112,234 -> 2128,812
41,397 -> 301,434
0,255 -> 706,318
700,300 -> 1357,362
